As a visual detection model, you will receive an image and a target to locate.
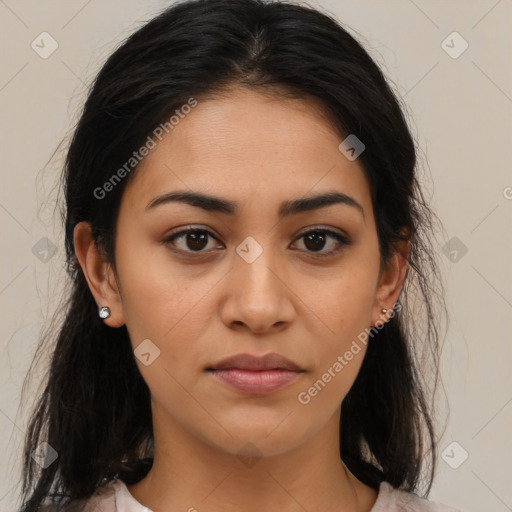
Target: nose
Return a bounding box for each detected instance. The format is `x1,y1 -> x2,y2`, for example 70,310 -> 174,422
219,246 -> 295,334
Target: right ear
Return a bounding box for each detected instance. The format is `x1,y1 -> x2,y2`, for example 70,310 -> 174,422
73,221 -> 125,327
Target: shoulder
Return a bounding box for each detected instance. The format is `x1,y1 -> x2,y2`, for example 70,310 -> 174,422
373,481 -> 464,512
81,479 -> 119,512
37,479 -> 119,512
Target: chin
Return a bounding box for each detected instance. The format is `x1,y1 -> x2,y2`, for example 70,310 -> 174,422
203,422 -> 311,459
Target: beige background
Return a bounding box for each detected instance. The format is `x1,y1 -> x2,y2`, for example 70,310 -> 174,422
1,1 -> 511,511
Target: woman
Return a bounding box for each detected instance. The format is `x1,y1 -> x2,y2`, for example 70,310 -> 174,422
19,0 -> 461,510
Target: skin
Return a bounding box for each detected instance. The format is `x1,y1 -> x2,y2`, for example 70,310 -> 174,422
74,87 -> 409,512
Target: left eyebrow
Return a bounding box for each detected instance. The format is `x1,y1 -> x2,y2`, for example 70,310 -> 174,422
145,190 -> 365,222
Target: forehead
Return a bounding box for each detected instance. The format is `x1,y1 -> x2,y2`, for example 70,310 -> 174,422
120,87 -> 372,218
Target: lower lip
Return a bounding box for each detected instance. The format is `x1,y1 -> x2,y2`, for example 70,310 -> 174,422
208,368 -> 303,394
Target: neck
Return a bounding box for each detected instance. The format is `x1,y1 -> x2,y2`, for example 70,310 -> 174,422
126,407 -> 377,512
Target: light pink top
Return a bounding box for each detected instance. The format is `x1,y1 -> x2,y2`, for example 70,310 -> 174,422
79,477 -> 463,511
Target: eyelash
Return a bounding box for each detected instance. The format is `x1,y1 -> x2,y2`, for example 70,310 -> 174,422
162,225 -> 351,258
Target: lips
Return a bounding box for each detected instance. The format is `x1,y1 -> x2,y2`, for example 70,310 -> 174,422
206,353 -> 305,395
206,352 -> 304,372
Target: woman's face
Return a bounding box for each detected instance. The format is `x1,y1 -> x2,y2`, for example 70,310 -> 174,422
80,87 -> 407,458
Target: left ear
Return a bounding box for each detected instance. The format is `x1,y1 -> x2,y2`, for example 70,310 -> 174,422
371,238 -> 410,326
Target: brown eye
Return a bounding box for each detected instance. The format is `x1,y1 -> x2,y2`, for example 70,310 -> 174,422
293,229 -> 351,257
163,228 -> 221,253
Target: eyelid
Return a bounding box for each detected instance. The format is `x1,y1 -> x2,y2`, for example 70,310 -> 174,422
165,224 -> 219,240
294,224 -> 349,240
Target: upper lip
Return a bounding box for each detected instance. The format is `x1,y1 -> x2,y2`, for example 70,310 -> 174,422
207,353 -> 304,372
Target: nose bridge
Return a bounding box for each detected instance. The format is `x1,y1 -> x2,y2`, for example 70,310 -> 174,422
223,233 -> 294,331
234,233 -> 283,300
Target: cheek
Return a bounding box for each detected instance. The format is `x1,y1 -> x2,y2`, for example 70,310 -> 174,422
116,237 -> 194,315
294,269 -> 376,404
115,244 -> 216,359
297,267 -> 377,345
297,329 -> 368,416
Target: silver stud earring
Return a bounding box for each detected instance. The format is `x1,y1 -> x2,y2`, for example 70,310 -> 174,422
382,302 -> 399,316
98,306 -> 111,319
